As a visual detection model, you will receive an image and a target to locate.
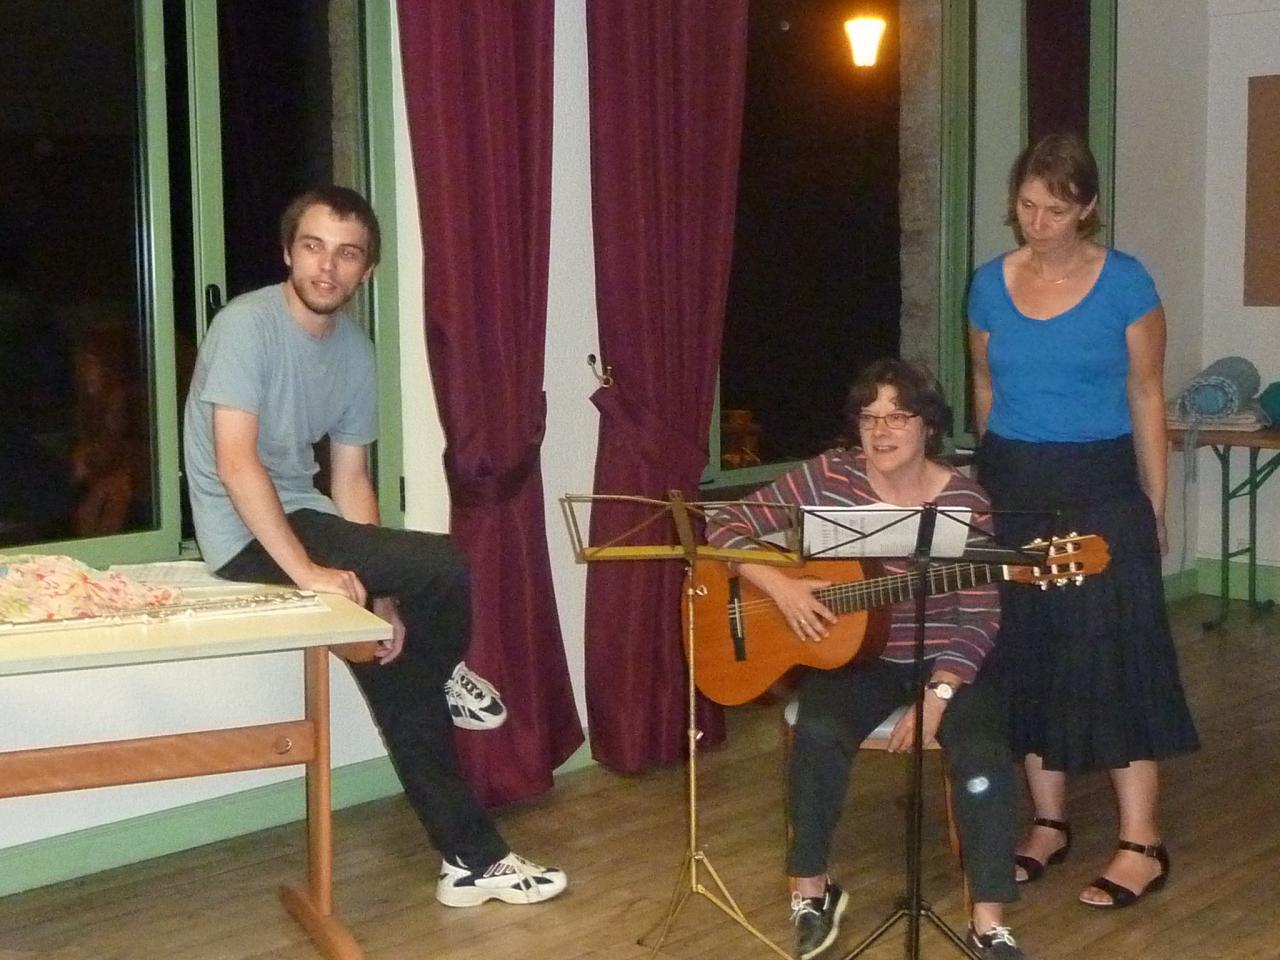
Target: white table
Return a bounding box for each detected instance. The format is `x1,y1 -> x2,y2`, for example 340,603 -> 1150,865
0,593 -> 390,960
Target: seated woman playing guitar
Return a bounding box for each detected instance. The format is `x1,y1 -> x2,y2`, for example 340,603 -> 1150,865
706,359 -> 1024,960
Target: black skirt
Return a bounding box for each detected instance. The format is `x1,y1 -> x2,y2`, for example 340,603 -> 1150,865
976,432 -> 1199,774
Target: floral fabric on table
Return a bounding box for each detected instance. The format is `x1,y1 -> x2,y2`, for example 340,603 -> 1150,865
0,554 -> 180,624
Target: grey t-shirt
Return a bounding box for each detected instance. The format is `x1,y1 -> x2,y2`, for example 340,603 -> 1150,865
183,284 -> 378,571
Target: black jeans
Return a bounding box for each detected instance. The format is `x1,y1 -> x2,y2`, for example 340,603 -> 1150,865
788,658 -> 1018,904
218,508 -> 508,869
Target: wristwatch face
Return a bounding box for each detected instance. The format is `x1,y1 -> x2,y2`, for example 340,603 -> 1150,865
927,681 -> 955,701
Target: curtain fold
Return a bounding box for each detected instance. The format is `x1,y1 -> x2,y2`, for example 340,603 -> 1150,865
397,0 -> 583,804
583,1 -> 750,772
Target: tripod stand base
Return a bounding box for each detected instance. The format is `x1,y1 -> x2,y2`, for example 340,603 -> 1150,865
638,850 -> 792,960
840,897 -> 982,960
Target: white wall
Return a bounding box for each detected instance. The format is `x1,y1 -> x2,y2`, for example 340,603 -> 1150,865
1114,0 -> 1211,573
542,0 -> 598,725
1198,0 -> 1280,566
395,13 -> 451,536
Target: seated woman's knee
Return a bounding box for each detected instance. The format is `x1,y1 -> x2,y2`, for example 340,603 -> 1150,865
795,716 -> 861,756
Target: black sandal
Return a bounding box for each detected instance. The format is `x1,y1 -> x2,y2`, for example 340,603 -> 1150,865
1079,840 -> 1170,908
1014,817 -> 1071,884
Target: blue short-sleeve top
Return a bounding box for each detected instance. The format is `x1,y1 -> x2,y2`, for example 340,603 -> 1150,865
967,249 -> 1161,442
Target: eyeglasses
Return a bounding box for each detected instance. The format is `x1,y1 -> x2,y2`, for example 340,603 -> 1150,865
857,411 -> 919,431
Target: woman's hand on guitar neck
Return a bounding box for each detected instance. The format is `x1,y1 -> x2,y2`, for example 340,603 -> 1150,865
737,562 -> 837,642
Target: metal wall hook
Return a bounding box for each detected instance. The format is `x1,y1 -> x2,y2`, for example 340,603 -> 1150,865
586,353 -> 614,388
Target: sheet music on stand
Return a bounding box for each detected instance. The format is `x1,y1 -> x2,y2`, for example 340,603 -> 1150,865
802,505 -> 972,560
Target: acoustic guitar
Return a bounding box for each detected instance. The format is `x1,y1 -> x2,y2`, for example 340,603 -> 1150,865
685,534 -> 1110,705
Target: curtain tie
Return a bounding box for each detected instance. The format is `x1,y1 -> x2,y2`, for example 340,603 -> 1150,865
590,384 -> 707,481
444,394 -> 548,507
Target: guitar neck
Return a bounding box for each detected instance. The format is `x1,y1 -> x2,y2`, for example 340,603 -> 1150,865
817,562 -> 1003,614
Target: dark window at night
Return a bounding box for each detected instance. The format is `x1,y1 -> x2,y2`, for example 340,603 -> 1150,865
0,1 -> 365,552
719,0 -> 901,471
0,1 -> 154,547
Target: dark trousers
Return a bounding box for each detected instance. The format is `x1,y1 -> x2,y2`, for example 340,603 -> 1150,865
788,659 -> 1018,904
218,508 -> 508,869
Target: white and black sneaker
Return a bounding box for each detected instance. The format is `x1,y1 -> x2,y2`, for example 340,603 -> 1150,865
444,661 -> 507,730
436,852 -> 568,906
791,880 -> 848,960
968,924 -> 1026,960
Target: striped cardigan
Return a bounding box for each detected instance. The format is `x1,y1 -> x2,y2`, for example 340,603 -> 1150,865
704,449 -> 1001,683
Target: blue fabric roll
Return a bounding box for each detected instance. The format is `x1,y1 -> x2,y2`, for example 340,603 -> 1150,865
1174,356 -> 1260,419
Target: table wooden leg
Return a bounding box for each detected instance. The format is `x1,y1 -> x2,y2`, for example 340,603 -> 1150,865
279,646 -> 364,960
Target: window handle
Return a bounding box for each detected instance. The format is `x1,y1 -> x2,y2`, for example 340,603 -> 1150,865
204,283 -> 224,321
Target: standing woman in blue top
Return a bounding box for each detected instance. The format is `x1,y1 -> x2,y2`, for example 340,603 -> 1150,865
967,133 -> 1198,910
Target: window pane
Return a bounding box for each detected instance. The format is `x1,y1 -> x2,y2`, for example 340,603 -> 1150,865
720,0 -> 902,469
217,0 -> 362,301
0,0 -> 157,547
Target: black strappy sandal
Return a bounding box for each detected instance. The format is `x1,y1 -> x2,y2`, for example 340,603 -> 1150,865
1079,840 -> 1170,908
1013,817 -> 1072,884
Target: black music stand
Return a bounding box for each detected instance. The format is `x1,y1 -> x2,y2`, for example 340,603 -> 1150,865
799,504 -> 1049,960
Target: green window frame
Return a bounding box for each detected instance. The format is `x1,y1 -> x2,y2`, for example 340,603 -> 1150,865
6,2 -> 403,565
19,0 -> 181,568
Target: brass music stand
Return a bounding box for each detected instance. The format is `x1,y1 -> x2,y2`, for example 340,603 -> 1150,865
561,491 -> 802,959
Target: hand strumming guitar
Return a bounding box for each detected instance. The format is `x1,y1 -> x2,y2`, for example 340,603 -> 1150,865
735,562 -> 836,641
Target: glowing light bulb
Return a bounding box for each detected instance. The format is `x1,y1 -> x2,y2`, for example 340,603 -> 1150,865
844,16 -> 886,67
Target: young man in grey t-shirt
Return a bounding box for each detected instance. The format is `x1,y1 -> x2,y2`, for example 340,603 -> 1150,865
183,186 -> 566,907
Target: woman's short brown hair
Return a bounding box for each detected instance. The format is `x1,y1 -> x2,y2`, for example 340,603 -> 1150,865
1005,132 -> 1102,239
843,358 -> 952,458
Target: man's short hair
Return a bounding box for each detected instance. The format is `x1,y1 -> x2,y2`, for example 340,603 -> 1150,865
280,186 -> 381,267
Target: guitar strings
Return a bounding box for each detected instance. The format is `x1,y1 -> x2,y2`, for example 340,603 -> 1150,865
724,563 -> 990,618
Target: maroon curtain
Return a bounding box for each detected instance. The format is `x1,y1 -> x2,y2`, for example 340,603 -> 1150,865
397,0 -> 582,804
583,2 -> 749,772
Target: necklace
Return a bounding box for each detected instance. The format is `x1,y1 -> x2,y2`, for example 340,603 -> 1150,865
1030,250 -> 1087,285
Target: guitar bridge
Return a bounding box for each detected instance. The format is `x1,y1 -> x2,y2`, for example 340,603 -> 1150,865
727,576 -> 748,662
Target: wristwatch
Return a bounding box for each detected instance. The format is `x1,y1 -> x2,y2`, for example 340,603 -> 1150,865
925,680 -> 957,701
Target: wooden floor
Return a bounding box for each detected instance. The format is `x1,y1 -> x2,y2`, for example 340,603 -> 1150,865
1,594 -> 1277,960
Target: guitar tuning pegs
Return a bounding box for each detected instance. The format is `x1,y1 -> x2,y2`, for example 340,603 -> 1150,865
1074,574 -> 1085,585
1038,581 -> 1049,591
